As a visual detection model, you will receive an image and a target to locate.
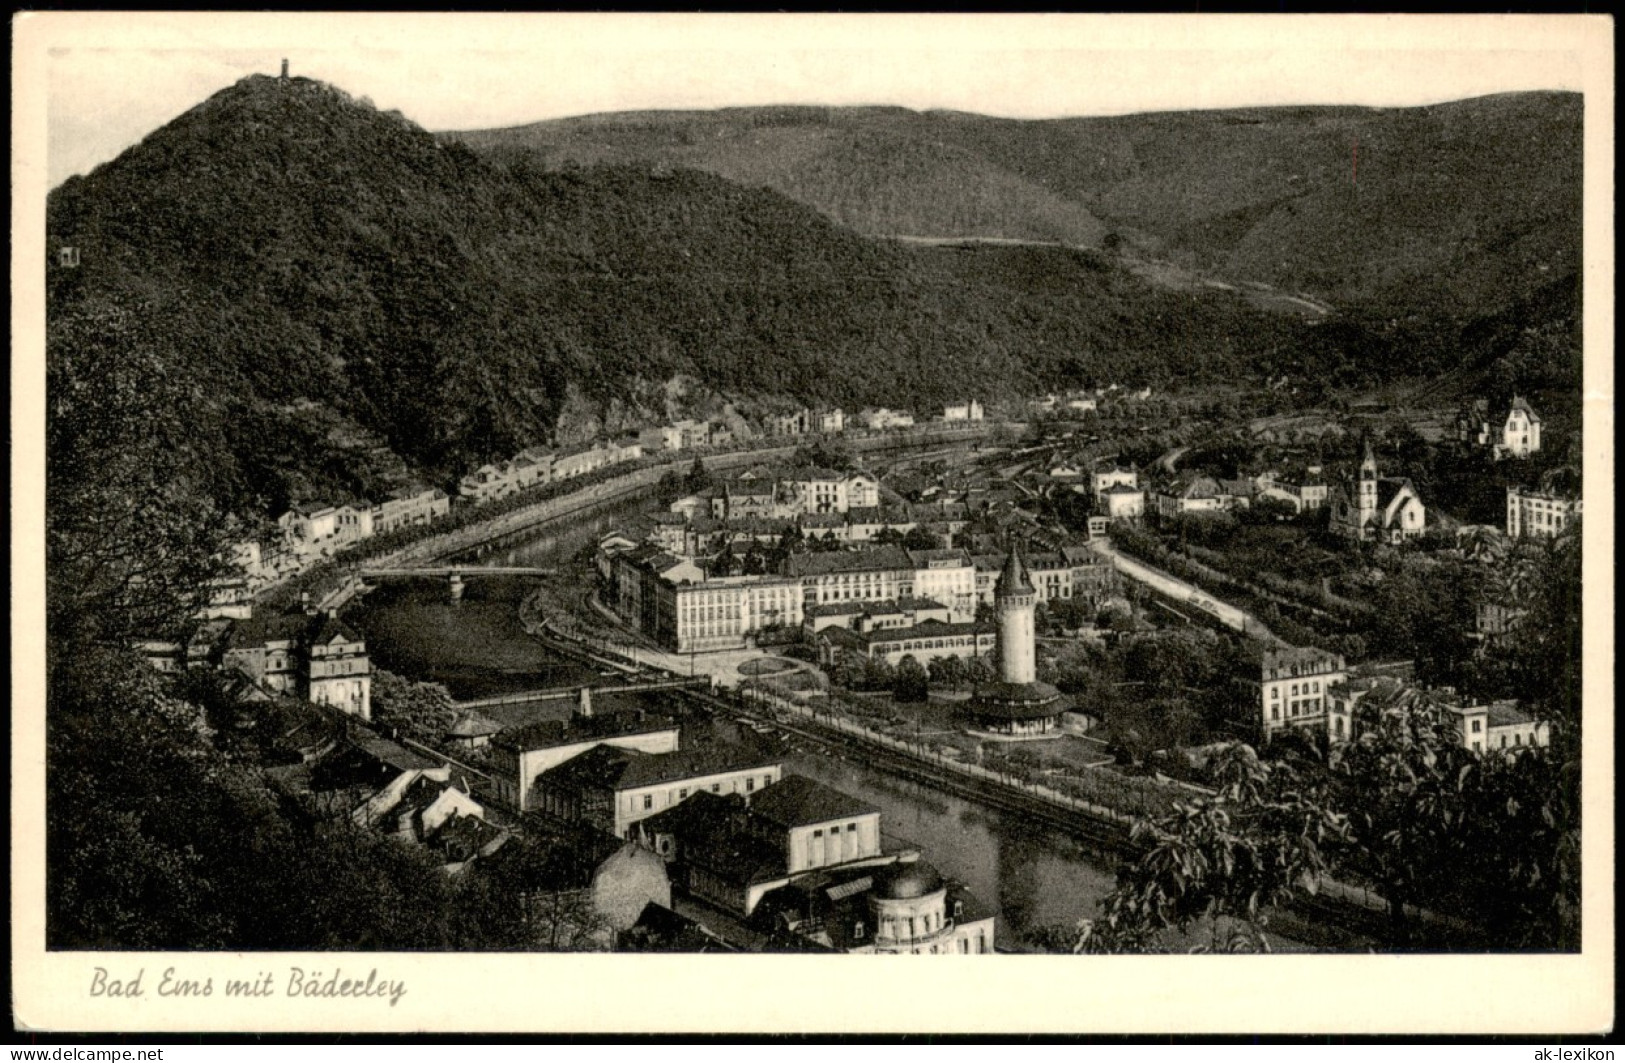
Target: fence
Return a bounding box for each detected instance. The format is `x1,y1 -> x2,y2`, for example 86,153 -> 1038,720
744,680 -> 1144,828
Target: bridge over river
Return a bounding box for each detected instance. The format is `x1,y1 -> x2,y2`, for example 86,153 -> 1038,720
359,565 -> 556,578
355,564 -> 557,603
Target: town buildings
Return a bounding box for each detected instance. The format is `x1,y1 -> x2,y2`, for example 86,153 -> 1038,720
942,400 -> 984,423
1024,546 -> 1120,604
212,608 -> 375,720
635,776 -> 997,953
858,407 -> 915,430
533,743 -> 785,839
764,408 -> 847,437
1154,475 -> 1228,520
815,617 -> 997,668
1447,700 -> 1551,756
373,485 -> 452,535
1099,485 -> 1147,520
1324,674 -> 1552,757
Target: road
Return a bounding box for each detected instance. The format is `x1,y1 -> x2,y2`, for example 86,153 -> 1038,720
1089,538 -> 1281,644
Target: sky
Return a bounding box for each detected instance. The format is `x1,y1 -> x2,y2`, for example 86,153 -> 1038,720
24,13 -> 1602,188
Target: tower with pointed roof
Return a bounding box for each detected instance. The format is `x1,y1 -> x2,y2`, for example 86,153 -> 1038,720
995,543 -> 1037,685
1357,439 -> 1378,531
964,541 -> 1067,737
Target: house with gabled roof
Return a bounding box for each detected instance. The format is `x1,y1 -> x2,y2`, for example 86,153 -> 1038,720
1458,395 -> 1544,460
533,743 -> 784,838
304,614 -> 372,719
1153,475 -> 1226,521
487,695 -> 682,813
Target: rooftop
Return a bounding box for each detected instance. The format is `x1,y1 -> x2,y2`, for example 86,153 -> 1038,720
996,545 -> 1035,597
541,743 -> 779,793
493,708 -> 680,753
1486,701 -> 1535,729
787,545 -> 913,578
748,776 -> 878,829
639,791 -> 788,887
971,680 -> 1067,719
351,733 -> 440,773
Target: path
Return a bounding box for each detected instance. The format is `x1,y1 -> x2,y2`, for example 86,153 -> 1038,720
1158,444 -> 1191,473
1089,538 -> 1282,644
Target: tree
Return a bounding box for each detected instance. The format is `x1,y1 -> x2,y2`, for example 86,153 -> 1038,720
466,835 -> 612,951
47,647 -> 473,950
766,523 -> 803,569
927,654 -> 967,691
685,458 -> 713,493
1081,743 -> 1351,953
48,298 -> 240,648
1244,495 -> 1299,525
1328,690 -> 1577,948
893,655 -> 929,702
902,526 -> 943,551
371,669 -> 456,746
855,654 -> 897,693
711,541 -> 738,577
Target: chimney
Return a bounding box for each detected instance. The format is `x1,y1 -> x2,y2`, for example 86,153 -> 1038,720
280,58 -> 289,81
577,686 -> 594,718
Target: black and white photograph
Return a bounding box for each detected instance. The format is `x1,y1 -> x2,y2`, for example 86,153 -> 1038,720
12,12 -> 1613,1035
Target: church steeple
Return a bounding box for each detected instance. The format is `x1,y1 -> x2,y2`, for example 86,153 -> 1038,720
1358,438 -> 1379,521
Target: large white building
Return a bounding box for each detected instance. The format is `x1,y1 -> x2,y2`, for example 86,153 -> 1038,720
1247,645 -> 1348,740
535,743 -> 784,839
1447,700 -> 1551,757
906,548 -> 978,620
606,547 -> 805,653
1091,467 -> 1138,497
1507,484 -> 1582,539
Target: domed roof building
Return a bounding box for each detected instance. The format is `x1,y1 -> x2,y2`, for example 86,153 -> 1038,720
864,860 -> 959,954
874,858 -> 944,900
965,545 -> 1069,736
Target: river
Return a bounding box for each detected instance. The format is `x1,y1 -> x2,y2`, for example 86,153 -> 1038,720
788,749 -> 1123,947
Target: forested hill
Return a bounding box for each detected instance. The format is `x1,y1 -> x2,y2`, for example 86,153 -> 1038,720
451,93 -> 1583,321
48,73 -> 1318,516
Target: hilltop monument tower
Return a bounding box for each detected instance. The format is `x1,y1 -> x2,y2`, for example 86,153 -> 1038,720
280,58 -> 289,81
966,542 -> 1067,738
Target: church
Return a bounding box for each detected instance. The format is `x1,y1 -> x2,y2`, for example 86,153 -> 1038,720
963,546 -> 1069,736
1328,441 -> 1426,545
